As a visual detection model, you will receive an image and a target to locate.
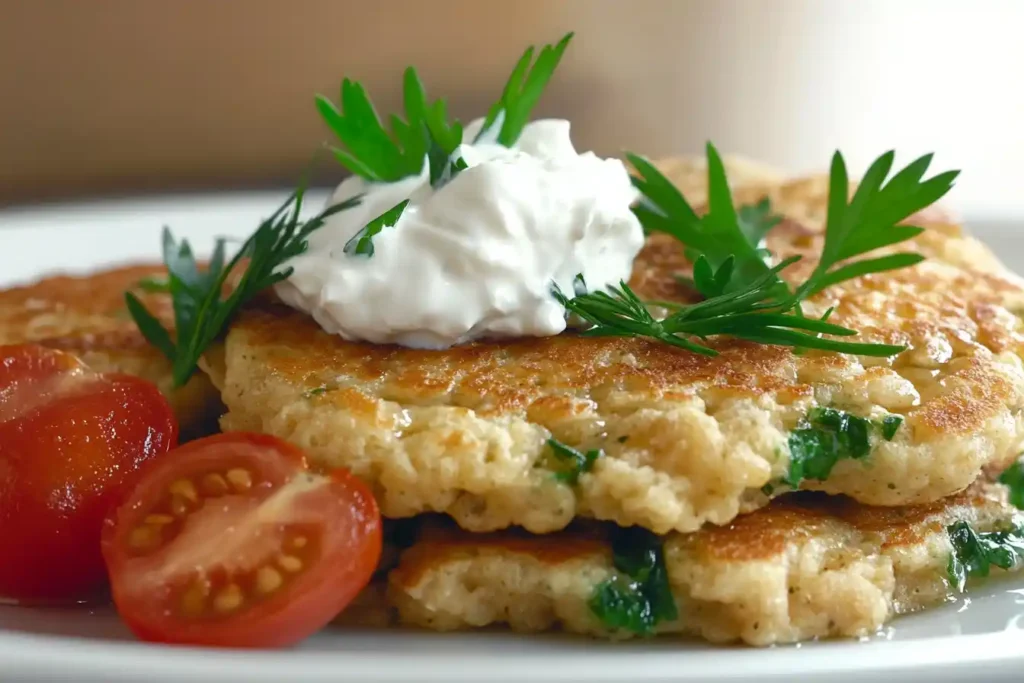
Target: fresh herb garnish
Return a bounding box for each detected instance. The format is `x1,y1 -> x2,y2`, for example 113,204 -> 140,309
629,145 -> 779,295
589,527 -> 677,635
546,437 -> 601,484
476,32 -> 574,146
786,408 -> 872,486
343,199 -> 410,257
785,408 -> 905,487
316,68 -> 463,185
439,155 -> 469,187
318,33 -> 573,183
126,188 -> 360,387
561,143 -> 957,357
303,386 -> 329,399
999,460 -> 1024,510
572,273 -> 588,297
880,414 -> 904,441
737,197 -> 782,251
946,521 -> 1024,592
794,152 -> 958,300
553,259 -> 905,358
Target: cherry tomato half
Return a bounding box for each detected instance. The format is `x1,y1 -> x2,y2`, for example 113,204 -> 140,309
101,432 -> 382,648
0,344 -> 178,602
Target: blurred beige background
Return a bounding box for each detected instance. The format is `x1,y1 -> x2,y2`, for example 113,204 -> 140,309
2,0 -> 1022,217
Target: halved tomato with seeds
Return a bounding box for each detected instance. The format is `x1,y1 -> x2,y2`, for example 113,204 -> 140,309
101,432 -> 382,648
0,344 -> 178,602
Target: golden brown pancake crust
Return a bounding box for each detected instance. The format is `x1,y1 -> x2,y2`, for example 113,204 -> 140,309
0,265 -> 221,436
383,481 -> 1022,646
211,158 -> 1024,534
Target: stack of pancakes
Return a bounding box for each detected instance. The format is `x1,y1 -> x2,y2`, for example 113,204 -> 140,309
10,157 -> 1024,645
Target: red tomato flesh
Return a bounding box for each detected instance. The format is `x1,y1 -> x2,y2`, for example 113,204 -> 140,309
101,433 -> 382,648
0,344 -> 178,602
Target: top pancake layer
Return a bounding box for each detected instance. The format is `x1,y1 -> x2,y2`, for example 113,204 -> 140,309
208,157 -> 1024,534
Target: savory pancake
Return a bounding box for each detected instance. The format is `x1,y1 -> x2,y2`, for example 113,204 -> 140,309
205,158 -> 1024,535
385,480 -> 1023,646
0,265 -> 222,438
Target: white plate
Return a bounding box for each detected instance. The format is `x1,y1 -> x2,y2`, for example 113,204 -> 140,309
2,193 -> 1024,683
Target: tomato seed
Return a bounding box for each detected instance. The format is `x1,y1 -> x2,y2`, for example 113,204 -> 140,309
290,536 -> 308,549
255,566 -> 283,594
213,584 -> 244,613
180,582 -> 209,616
277,554 -> 303,573
128,526 -> 160,551
145,514 -> 174,525
202,473 -> 229,496
170,496 -> 191,517
226,468 -> 253,492
169,479 -> 198,503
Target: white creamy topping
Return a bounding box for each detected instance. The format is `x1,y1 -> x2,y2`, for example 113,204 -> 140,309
274,118 -> 644,349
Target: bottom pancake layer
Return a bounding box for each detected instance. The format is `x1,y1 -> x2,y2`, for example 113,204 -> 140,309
341,482 -> 1023,646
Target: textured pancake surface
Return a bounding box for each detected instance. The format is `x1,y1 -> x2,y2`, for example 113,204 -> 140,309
0,265 -> 222,437
208,158 -> 1024,534
385,481 -> 1023,646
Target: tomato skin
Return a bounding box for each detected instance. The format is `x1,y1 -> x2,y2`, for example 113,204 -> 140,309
0,344 -> 178,602
102,432 -> 382,648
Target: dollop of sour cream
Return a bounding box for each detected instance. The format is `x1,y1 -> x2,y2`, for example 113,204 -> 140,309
275,118 -> 644,349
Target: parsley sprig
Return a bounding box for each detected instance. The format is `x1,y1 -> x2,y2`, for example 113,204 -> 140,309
126,187 -> 360,387
946,521 -> 1024,592
559,144 -> 958,357
343,199 -> 409,257
795,151 -> 959,299
317,33 -> 573,183
999,460 -> 1024,510
785,408 -> 902,487
476,32 -> 574,146
546,437 -> 601,484
316,68 -> 463,185
589,527 -> 677,636
629,145 -> 777,295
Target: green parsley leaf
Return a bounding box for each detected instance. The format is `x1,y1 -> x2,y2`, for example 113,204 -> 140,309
630,145 -> 957,305
546,437 -> 601,484
795,151 -> 959,300
126,187 -> 361,387
589,527 -> 677,636
317,68 -> 463,184
572,273 -> 588,297
784,409 -> 904,487
880,414 -> 903,441
303,386 -> 328,399
946,521 -> 1024,592
786,407 -> 873,487
560,144 -> 957,360
737,197 -> 782,249
999,460 -> 1024,510
343,199 -> 410,257
477,32 -> 574,146
629,144 -> 778,297
443,155 -> 469,184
